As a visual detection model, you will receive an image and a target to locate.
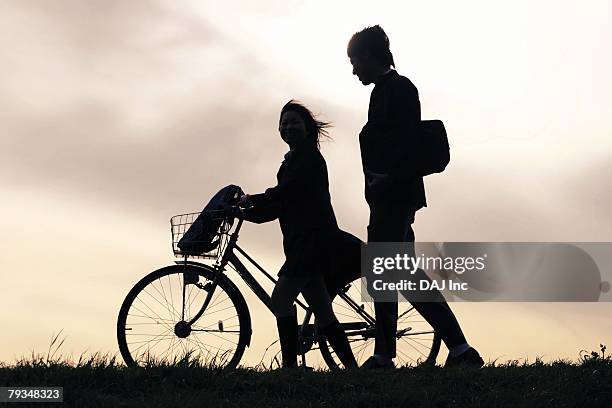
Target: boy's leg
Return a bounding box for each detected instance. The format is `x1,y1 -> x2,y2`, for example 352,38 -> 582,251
367,203 -> 414,359
395,213 -> 470,358
366,203 -> 469,360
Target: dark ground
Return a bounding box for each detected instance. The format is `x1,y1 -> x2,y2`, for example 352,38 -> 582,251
1,348 -> 611,407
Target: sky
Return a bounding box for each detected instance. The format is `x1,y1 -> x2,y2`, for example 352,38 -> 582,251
1,0 -> 611,367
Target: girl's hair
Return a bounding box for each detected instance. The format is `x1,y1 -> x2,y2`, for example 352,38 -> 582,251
280,100 -> 332,148
347,25 -> 395,68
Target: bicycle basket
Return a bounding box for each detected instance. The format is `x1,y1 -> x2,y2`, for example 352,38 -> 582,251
170,210 -> 232,259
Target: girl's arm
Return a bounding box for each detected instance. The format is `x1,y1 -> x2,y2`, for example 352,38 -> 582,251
242,147 -> 322,223
241,193 -> 280,224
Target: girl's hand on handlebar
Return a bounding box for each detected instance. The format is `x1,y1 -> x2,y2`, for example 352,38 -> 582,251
238,194 -> 252,207
230,206 -> 245,218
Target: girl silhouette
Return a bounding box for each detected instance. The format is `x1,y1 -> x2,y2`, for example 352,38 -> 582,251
240,100 -> 357,369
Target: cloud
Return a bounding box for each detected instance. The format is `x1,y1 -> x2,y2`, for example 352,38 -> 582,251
0,0 -> 296,218
1,0 -> 610,240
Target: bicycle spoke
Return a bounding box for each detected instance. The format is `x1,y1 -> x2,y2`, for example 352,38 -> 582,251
182,275 -> 188,321
332,310 -> 359,320
398,306 -> 415,319
193,316 -> 239,332
206,288 -> 229,312
151,278 -> 180,321
127,335 -> 175,345
201,304 -> 239,318
194,315 -> 239,330
187,283 -> 194,320
333,300 -> 361,316
192,329 -> 241,334
400,336 -> 432,353
402,330 -> 435,336
160,335 -> 179,362
143,287 -> 180,323
190,335 -> 233,365
156,277 -> 175,320
187,337 -> 236,354
402,338 -> 428,359
195,329 -> 239,346
127,313 -> 174,324
129,330 -> 174,352
167,273 -> 176,321
136,332 -> 175,352
132,300 -> 175,330
396,348 -> 418,366
125,321 -> 173,326
356,339 -> 373,362
206,298 -> 234,314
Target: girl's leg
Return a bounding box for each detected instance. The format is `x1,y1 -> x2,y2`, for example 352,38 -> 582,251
301,276 -> 357,368
271,276 -> 310,367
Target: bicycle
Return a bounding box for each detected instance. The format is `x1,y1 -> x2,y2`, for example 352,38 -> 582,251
117,207 -> 441,369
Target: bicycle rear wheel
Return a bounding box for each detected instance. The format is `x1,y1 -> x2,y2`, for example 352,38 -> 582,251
117,264 -> 251,368
319,278 -> 441,369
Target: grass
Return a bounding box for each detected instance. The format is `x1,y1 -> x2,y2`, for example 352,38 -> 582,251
1,340 -> 611,407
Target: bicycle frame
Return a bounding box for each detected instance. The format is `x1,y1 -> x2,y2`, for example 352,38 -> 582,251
175,217 -> 324,365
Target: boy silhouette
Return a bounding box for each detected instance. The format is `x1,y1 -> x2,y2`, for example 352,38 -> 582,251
347,25 -> 484,369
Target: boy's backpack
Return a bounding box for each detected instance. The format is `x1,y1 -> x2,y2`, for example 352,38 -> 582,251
177,185 -> 243,256
415,120 -> 450,176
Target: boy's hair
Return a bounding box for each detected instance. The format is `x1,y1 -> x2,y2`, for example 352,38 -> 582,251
280,100 -> 332,148
347,25 -> 395,68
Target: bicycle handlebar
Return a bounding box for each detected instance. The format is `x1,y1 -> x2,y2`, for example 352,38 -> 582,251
203,206 -> 246,219
229,205 -> 245,218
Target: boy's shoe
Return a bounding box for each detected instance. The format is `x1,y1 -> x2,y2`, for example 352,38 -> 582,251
444,347 -> 484,368
360,356 -> 395,370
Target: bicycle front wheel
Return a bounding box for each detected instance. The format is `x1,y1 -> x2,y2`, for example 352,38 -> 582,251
117,264 -> 251,368
319,277 -> 441,369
